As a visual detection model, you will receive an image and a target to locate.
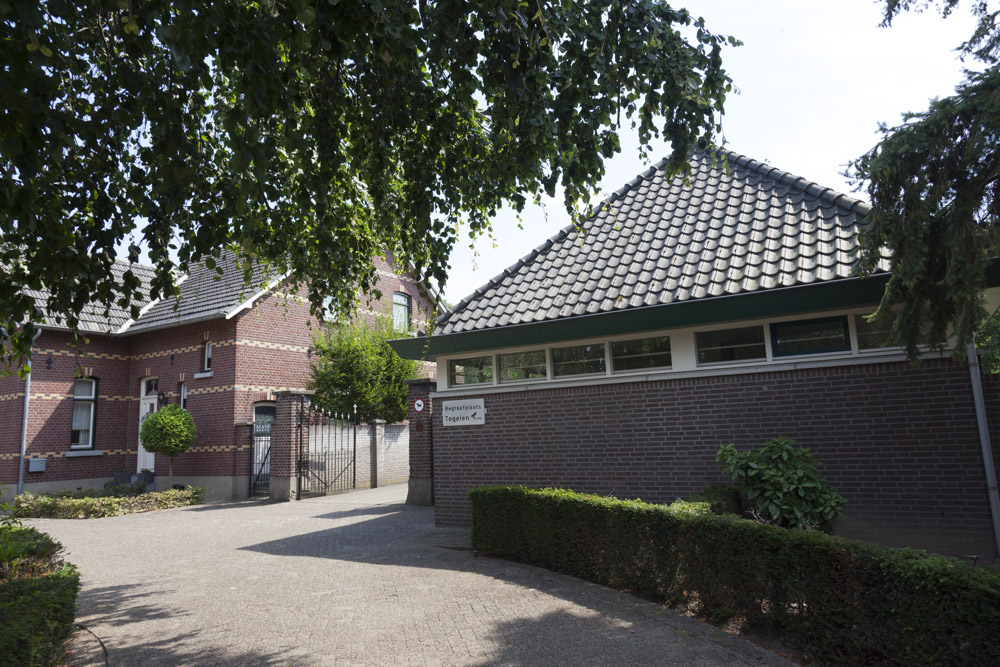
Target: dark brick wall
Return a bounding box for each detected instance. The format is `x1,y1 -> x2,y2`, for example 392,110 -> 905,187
407,380 -> 435,482
431,358 -> 1000,556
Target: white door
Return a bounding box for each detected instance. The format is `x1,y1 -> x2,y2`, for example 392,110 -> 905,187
137,378 -> 158,473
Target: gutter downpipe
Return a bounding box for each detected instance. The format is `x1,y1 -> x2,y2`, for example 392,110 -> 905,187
966,342 -> 1000,556
17,328 -> 43,496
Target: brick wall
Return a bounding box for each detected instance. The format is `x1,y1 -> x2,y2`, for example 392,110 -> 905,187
431,358 -> 1000,556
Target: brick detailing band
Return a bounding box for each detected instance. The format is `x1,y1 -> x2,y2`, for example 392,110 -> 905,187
0,392 -> 25,402
1,444 -> 249,460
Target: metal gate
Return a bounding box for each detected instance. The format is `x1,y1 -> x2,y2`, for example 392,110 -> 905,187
298,399 -> 357,498
249,422 -> 271,498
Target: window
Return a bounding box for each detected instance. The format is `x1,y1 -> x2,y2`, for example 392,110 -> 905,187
855,313 -> 899,350
393,292 -> 411,332
254,403 -> 276,426
499,350 -> 547,383
71,379 -> 97,449
770,316 -> 850,357
448,356 -> 494,386
179,382 -> 187,410
143,377 -> 158,396
203,342 -> 213,371
696,326 -> 766,364
612,336 -> 672,372
552,343 -> 606,377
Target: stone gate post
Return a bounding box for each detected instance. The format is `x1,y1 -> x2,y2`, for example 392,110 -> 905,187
405,379 -> 435,505
269,390 -> 314,501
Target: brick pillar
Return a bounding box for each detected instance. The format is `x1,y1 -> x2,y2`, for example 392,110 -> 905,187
369,419 -> 385,488
269,390 -> 314,501
405,379 -> 435,505
233,421 -> 253,499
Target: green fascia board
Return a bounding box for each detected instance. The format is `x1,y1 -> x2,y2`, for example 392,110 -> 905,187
389,276 -> 893,360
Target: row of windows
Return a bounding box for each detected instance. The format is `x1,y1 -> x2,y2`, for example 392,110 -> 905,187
70,377 -> 191,451
447,313 -> 899,388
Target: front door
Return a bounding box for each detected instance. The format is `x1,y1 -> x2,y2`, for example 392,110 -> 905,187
137,378 -> 158,473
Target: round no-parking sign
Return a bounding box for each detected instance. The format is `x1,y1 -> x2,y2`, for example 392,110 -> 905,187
413,398 -> 425,413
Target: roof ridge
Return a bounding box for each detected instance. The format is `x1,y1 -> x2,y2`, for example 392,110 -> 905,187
711,147 -> 871,215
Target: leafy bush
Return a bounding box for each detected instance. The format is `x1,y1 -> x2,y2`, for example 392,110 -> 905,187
14,487 -> 205,519
310,316 -> 420,423
139,404 -> 196,484
470,486 -> 1000,666
717,437 -> 845,530
0,527 -> 79,667
687,484 -> 741,515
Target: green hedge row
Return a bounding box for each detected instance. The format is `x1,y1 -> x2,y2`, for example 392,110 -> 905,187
15,486 -> 205,519
0,527 -> 80,667
469,486 -> 1000,666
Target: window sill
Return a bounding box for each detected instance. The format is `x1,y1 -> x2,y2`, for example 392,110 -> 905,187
193,371 -> 214,379
65,450 -> 103,458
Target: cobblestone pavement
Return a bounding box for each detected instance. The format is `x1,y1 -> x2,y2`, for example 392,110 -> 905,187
34,485 -> 795,666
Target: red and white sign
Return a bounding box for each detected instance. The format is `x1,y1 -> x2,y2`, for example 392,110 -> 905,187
413,398 -> 425,413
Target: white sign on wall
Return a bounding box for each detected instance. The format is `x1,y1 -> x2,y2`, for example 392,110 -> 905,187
441,399 -> 485,426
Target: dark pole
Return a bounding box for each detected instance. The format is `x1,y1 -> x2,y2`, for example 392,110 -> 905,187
352,403 -> 357,490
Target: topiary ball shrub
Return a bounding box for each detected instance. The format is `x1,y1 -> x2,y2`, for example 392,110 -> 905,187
717,436 -> 845,531
138,405 -> 196,485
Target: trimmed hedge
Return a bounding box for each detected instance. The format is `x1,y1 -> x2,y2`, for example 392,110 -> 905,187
470,486 -> 1000,666
15,486 -> 205,519
0,527 -> 80,667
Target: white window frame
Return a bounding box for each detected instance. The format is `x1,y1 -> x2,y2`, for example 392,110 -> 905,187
179,382 -> 188,410
71,378 -> 97,450
203,342 -> 213,371
393,292 -> 412,332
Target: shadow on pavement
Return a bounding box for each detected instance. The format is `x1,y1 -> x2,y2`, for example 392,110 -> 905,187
78,584 -> 312,666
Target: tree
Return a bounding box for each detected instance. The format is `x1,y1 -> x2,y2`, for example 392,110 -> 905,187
310,317 -> 420,423
0,1 -> 738,374
138,404 -> 196,487
851,1 -> 1000,358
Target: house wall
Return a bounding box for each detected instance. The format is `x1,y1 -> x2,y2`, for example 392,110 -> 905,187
430,357 -> 1000,557
6,330 -> 134,495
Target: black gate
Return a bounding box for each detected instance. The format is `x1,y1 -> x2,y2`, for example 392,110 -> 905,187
298,399 -> 357,498
249,422 -> 271,498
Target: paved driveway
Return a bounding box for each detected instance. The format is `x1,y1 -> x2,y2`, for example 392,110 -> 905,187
33,485 -> 793,666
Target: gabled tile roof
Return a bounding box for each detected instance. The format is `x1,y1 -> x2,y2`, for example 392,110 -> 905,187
126,250 -> 284,333
437,148 -> 883,336
25,261 -> 157,333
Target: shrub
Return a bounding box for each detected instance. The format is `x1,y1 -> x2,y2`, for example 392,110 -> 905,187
139,404 -> 196,485
14,487 -> 205,519
46,481 -> 148,499
469,486 -> 1000,666
687,484 -> 741,515
717,437 -> 845,530
0,527 -> 79,667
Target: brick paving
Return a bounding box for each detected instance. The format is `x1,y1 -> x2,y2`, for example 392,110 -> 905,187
34,485 -> 794,666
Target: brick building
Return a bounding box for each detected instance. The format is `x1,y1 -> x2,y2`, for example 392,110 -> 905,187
1,251 -> 436,500
394,149 -> 1000,556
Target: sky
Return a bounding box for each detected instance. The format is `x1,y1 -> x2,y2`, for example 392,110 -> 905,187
439,0 -> 980,306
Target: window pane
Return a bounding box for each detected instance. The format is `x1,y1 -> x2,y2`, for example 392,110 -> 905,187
179,383 -> 187,409
552,343 -> 606,377
771,317 -> 850,357
499,350 -> 546,383
71,401 -> 93,448
204,343 -> 212,370
144,378 -> 157,396
855,313 -> 898,349
612,336 -> 672,372
392,293 -> 411,331
254,405 -> 276,425
449,356 -> 494,386
696,326 -> 766,364
73,379 -> 94,399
